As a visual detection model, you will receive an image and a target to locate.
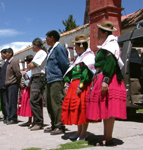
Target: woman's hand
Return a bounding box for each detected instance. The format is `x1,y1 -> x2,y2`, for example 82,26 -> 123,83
76,87 -> 82,96
101,82 -> 109,94
64,87 -> 69,95
20,83 -> 25,89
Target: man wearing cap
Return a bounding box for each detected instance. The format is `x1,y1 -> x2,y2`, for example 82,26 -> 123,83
5,48 -> 22,124
44,30 -> 69,135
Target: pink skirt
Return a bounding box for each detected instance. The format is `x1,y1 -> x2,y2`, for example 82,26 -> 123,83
18,87 -> 33,117
86,73 -> 127,121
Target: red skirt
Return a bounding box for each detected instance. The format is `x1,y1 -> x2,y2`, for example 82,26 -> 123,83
62,79 -> 90,125
86,73 -> 127,121
17,89 -> 23,115
18,87 -> 33,117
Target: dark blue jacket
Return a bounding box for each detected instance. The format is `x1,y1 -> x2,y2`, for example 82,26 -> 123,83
45,43 -> 69,83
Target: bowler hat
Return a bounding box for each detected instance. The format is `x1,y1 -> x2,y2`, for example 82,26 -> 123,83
72,34 -> 89,43
97,21 -> 117,32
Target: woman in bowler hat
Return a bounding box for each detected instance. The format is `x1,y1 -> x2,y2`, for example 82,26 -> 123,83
86,21 -> 127,146
62,34 -> 96,140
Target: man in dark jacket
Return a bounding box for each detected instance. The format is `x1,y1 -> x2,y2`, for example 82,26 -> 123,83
0,49 -> 9,123
44,30 -> 69,135
5,48 -> 22,124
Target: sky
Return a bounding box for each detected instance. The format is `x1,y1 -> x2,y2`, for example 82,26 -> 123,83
0,0 -> 142,55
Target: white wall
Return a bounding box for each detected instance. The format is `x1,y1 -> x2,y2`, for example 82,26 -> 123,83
11,25 -> 90,70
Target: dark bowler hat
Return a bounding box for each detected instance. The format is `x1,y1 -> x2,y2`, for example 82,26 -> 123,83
24,55 -> 33,62
97,21 -> 117,32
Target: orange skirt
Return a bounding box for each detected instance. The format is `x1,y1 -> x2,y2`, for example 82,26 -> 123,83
62,79 -> 90,125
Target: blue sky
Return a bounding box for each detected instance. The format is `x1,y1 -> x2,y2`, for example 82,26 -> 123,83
0,0 -> 142,54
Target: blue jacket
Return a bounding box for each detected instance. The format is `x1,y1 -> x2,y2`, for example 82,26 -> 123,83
45,43 -> 69,83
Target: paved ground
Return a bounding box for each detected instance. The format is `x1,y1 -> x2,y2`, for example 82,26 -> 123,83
0,107 -> 143,150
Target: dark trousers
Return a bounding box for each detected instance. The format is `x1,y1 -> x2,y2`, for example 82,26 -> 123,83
6,84 -> 18,121
30,76 -> 45,126
0,89 -> 9,119
46,81 -> 65,130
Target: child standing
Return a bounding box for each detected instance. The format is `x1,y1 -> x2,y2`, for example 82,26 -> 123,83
18,55 -> 34,127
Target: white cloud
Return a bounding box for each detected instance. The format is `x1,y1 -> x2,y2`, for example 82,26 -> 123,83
0,29 -> 23,37
40,37 -> 46,41
0,42 -> 32,54
0,2 -> 5,11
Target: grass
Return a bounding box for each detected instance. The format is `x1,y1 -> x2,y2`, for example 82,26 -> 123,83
22,148 -> 42,150
22,140 -> 94,150
50,140 -> 94,150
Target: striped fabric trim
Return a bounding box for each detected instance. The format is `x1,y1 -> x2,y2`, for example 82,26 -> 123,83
33,61 -> 38,66
64,83 -> 70,88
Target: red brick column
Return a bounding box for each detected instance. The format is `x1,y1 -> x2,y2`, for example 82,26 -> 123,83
89,0 -> 123,53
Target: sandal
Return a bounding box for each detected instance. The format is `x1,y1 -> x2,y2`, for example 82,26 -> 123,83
95,139 -> 114,146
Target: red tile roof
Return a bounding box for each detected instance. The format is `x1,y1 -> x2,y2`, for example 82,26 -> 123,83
13,23 -> 90,57
121,8 -> 143,29
42,23 -> 90,44
121,13 -> 134,21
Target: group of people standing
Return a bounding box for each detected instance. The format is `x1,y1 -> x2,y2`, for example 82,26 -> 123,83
0,21 -> 127,146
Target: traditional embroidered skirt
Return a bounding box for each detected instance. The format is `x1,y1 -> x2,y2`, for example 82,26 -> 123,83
86,73 -> 127,121
18,87 -> 33,117
62,79 -> 90,125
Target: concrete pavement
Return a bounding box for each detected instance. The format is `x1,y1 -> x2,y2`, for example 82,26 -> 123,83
0,107 -> 143,150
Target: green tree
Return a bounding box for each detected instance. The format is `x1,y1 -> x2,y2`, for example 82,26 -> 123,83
59,15 -> 79,33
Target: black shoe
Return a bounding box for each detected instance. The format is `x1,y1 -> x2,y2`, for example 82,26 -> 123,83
7,120 -> 18,125
19,122 -> 31,127
3,118 -> 8,124
0,117 -> 5,121
28,124 -> 34,129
